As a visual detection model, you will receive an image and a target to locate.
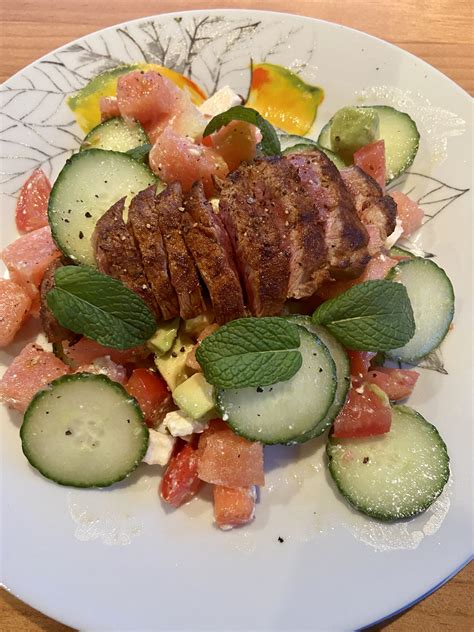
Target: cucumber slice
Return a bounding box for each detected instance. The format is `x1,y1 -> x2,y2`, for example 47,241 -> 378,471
277,132 -> 315,151
327,405 -> 449,520
386,258 -> 454,363
318,105 -> 420,183
217,327 -> 337,445
21,373 -> 149,488
286,315 -> 350,437
81,117 -> 149,153
48,149 -> 158,266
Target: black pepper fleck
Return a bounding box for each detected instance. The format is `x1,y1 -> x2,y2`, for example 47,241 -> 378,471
79,231 -> 84,239
256,386 -> 263,393
180,346 -> 185,353
319,367 -> 323,373
278,536 -> 284,543
65,430 -> 72,436
171,351 -> 178,358
363,456 -> 369,464
85,212 -> 92,218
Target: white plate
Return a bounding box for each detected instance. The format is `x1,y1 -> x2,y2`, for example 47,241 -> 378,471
1,9 -> 472,631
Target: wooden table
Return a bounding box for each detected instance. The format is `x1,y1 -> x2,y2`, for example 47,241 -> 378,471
1,1 -> 472,630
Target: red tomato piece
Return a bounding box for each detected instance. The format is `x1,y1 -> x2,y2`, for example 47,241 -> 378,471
213,485 -> 256,529
198,419 -> 265,487
1,226 -> 60,294
0,343 -> 70,412
0,279 -> 32,347
15,169 -> 51,234
160,443 -> 202,508
347,350 -> 377,382
149,127 -> 228,196
332,384 -> 392,438
365,367 -> 419,401
63,337 -> 149,367
210,121 -> 259,171
354,140 -> 386,190
125,368 -> 171,427
390,191 -> 424,237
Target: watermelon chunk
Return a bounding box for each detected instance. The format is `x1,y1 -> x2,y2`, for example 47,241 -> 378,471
213,485 -> 256,529
0,343 -> 70,412
0,279 -> 32,347
365,367 -> 419,402
198,420 -> 264,487
210,121 -> 259,172
15,168 -> 51,234
62,337 -> 149,367
1,226 -> 61,294
390,191 -> 424,237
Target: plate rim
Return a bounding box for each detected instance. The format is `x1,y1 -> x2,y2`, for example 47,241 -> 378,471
1,8 -> 472,631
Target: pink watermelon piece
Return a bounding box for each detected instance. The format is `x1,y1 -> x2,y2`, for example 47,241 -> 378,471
213,485 -> 256,529
0,279 -> 32,347
63,337 -> 149,367
0,343 -> 70,412
390,191 -> 424,237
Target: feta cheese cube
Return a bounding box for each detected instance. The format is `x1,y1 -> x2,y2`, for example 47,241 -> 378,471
198,86 -> 242,117
142,429 -> 176,466
162,409 -> 208,438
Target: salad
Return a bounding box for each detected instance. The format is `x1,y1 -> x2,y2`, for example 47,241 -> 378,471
0,62 -> 454,530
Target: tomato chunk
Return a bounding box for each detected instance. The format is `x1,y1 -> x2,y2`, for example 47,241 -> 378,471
160,443 -> 202,507
125,368 -> 171,427
390,191 -> 424,237
332,384 -> 392,438
0,279 -> 32,347
0,343 -> 70,412
15,168 -> 51,233
213,485 -> 256,529
365,367 -> 419,402
198,419 -> 264,487
348,351 -> 377,382
353,140 -> 386,189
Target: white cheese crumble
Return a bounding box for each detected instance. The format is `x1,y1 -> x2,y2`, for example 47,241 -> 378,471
142,428 -> 176,466
162,410 -> 208,438
198,86 -> 242,117
384,217 -> 404,249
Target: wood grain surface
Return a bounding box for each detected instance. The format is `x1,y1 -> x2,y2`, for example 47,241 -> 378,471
0,1 -> 472,630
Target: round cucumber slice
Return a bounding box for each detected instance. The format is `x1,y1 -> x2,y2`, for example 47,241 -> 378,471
48,149 -> 157,266
386,258 -> 454,363
217,327 -> 337,445
81,117 -> 149,153
21,373 -> 149,488
327,405 -> 450,520
286,315 -> 350,437
282,143 -> 346,169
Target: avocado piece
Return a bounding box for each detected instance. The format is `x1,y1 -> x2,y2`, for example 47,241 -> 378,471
330,107 -> 380,163
182,312 -> 214,338
154,331 -> 194,391
172,373 -> 215,420
147,318 -> 180,356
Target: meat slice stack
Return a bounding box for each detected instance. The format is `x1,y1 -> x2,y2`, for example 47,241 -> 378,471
92,148 -> 395,323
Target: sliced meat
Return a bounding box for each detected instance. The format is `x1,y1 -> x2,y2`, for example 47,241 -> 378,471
128,186 -> 179,320
182,183 -> 245,324
93,197 -> 161,317
218,160 -> 291,316
288,151 -> 370,280
340,166 -> 397,241
40,259 -> 75,344
154,183 -> 206,320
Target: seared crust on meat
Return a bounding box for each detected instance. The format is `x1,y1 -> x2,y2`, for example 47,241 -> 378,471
183,182 -> 245,324
219,160 -> 290,316
288,151 -> 370,280
154,183 -> 206,320
340,166 -> 397,240
40,259 -> 76,344
93,197 -> 161,317
128,186 -> 179,320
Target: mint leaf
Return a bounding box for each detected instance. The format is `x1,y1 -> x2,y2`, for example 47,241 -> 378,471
47,266 -> 157,350
196,317 -> 302,389
203,106 -> 281,156
312,280 -> 415,351
126,143 -> 152,163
